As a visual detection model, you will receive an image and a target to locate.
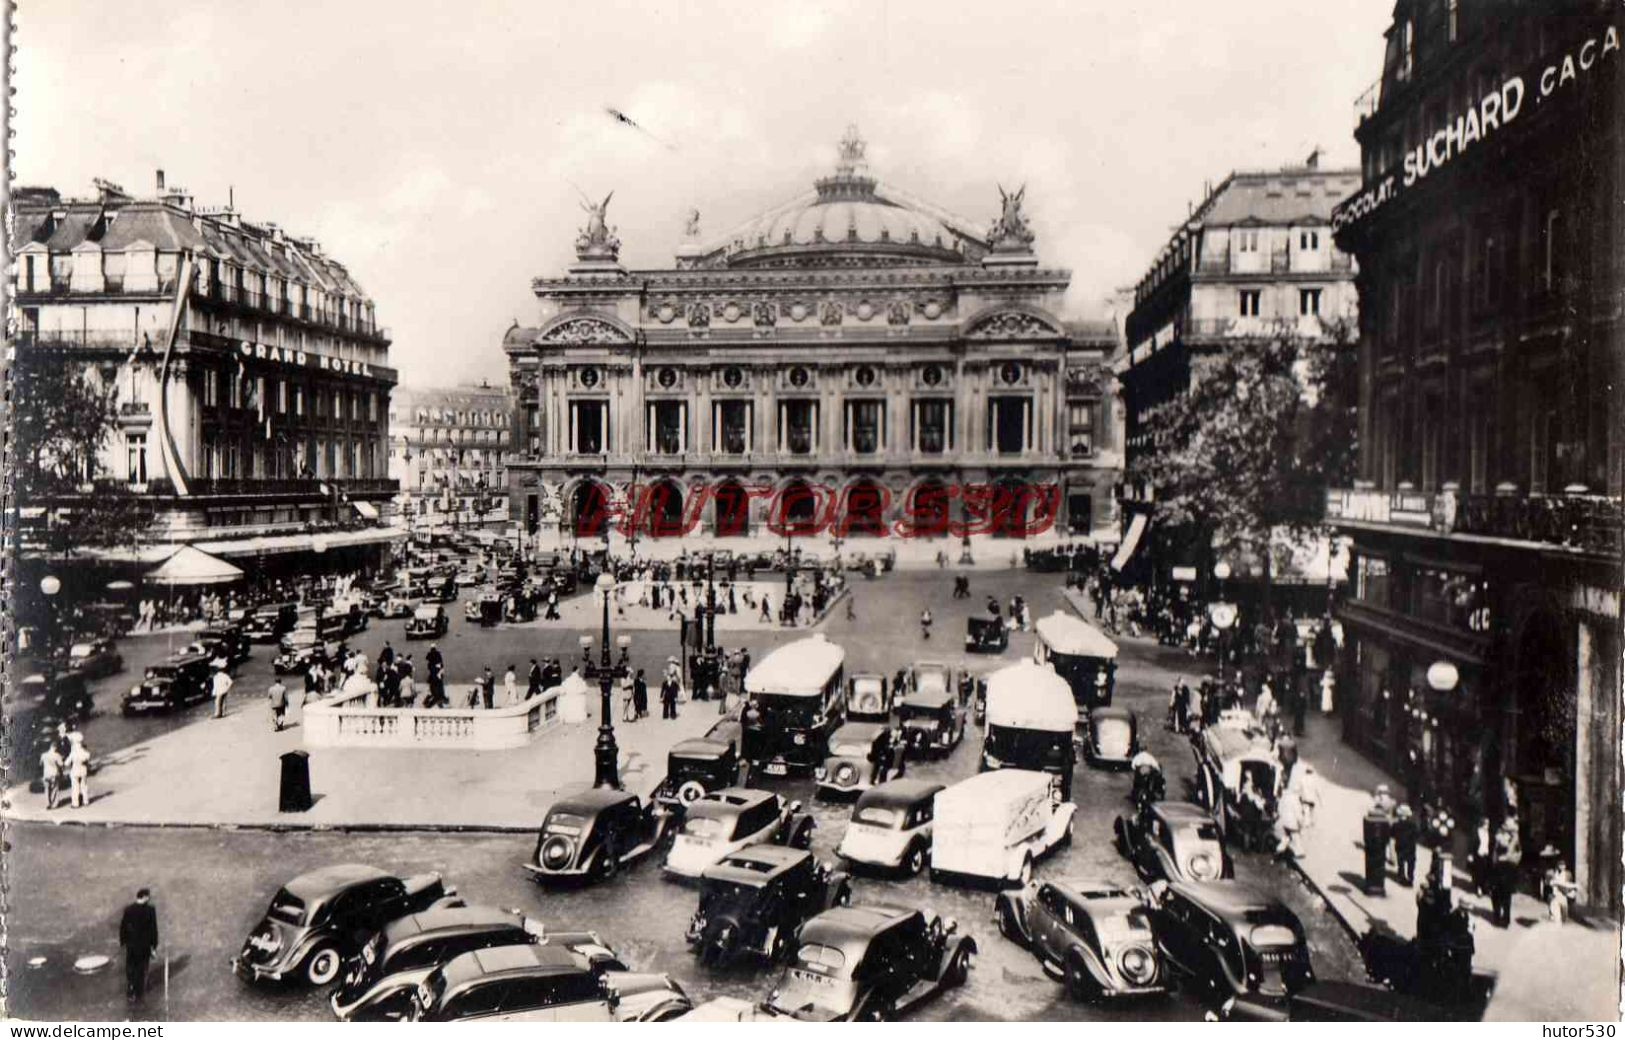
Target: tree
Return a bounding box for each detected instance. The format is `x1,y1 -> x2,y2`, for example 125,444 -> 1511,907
1129,321 -> 1357,596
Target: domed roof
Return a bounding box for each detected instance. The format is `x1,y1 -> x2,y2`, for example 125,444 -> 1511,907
683,128 -> 990,270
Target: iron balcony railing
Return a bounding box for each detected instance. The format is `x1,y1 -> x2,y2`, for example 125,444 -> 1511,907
1454,492 -> 1621,557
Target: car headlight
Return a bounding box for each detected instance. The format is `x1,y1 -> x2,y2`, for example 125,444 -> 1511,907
985,753 -> 1003,768
1188,852 -> 1218,880
815,766 -> 828,780
793,733 -> 807,745
1118,945 -> 1155,985
835,763 -> 858,785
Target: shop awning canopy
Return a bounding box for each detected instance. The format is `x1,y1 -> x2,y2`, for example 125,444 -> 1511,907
145,545 -> 245,587
352,500 -> 381,520
1110,513 -> 1148,572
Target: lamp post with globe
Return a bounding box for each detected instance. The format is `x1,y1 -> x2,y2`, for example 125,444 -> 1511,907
1210,561 -> 1235,685
39,574 -> 62,669
592,572 -> 624,789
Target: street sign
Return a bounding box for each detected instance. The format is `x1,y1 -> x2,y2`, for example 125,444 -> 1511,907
1208,602 -> 1238,630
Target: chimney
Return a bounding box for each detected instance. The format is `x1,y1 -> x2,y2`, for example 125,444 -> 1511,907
156,169 -> 166,192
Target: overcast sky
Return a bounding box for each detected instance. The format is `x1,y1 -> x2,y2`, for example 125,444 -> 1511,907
15,0 -> 1390,387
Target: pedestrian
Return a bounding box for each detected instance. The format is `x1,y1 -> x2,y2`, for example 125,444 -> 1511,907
211,664 -> 234,718
846,594 -> 856,622
1297,764 -> 1321,829
1543,858 -> 1578,923
1490,814 -> 1522,927
1320,668 -> 1336,713
398,665 -> 416,708
1470,817 -> 1493,897
633,669 -> 649,719
119,889 -> 159,1002
621,671 -> 637,722
504,665 -> 518,706
66,732 -> 92,808
760,595 -> 772,623
267,676 -> 289,731
465,681 -> 483,710
1391,804 -> 1419,885
920,607 -> 932,640
40,742 -> 64,810
661,674 -> 680,719
528,658 -> 543,698
481,666 -> 496,709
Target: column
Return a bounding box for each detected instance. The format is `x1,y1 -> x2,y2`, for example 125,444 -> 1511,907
645,403 -> 654,453
844,401 -> 853,453
570,402 -> 579,454
1024,398 -> 1033,454
1574,619 -> 1595,897
712,403 -> 720,454
778,402 -> 786,453
911,401 -> 920,453
678,404 -> 686,453
745,402 -> 754,454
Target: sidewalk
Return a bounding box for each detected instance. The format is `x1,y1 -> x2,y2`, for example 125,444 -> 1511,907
1288,712 -> 1619,1020
2,691 -> 724,832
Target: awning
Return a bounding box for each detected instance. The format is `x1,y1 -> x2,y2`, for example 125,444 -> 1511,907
145,545 -> 245,586
1110,513 -> 1148,572
352,500 -> 381,519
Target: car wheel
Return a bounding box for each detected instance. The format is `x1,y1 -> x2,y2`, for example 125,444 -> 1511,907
944,946 -> 973,988
1017,853 -> 1034,887
594,844 -> 619,881
677,780 -> 707,805
766,928 -> 786,963
1059,814 -> 1075,848
791,820 -> 814,850
996,902 -> 1021,943
1065,956 -> 1098,1003
904,843 -> 927,877
303,945 -> 342,987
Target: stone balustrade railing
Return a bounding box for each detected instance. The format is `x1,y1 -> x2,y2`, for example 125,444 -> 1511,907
304,685 -> 565,750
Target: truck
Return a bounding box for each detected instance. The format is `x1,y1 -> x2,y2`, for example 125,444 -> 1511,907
928,769 -> 1075,889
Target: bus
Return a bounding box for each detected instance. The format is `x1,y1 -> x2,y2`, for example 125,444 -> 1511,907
742,633 -> 847,776
980,659 -> 1077,800
1033,610 -> 1119,710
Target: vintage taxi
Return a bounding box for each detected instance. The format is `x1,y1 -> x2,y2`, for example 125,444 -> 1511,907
898,687 -> 964,759
652,736 -> 749,814
686,845 -> 852,966
331,905 -> 624,1021
405,604 -> 450,640
243,601 -> 299,642
995,879 -> 1166,1001
232,864 -> 460,987
835,779 -> 944,876
122,653 -> 212,714
1115,801 -> 1233,884
763,904 -> 975,1021
1080,705 -> 1140,769
845,672 -> 893,722
664,789 -> 814,880
524,789 -> 675,885
1149,880 -> 1314,1016
815,722 -> 904,799
406,945 -> 692,1022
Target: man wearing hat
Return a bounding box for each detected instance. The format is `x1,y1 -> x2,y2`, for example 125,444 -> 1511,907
1391,803 -> 1419,885
119,888 -> 159,1002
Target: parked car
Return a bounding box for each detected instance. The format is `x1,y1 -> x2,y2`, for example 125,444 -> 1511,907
965,615 -> 1009,654
232,864 -> 460,987
243,602 -> 299,642
664,788 -> 814,879
524,789 -> 676,884
406,945 -> 692,1022
815,722 -> 904,799
685,845 -> 852,966
65,638 -> 123,680
331,905 -> 623,1022
930,769 -> 1075,888
273,630 -> 340,675
994,879 -> 1166,1001
704,716 -> 743,751
1114,801 -> 1232,884
835,779 -> 943,876
122,653 -> 211,714
1149,880 -> 1314,1015
898,686 -> 964,760
652,736 -> 749,814
1080,706 -> 1140,769
376,597 -> 414,619
21,669 -> 95,721
763,905 -> 976,1021
845,673 -> 893,722
405,604 -> 450,640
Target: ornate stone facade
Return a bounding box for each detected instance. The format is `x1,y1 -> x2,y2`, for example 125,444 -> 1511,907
504,132 -> 1120,545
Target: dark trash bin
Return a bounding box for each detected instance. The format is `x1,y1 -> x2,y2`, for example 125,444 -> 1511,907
280,750 -> 313,813
1363,813 -> 1392,894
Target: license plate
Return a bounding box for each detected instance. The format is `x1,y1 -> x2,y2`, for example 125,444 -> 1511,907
764,762 -> 788,776
791,969 -> 834,986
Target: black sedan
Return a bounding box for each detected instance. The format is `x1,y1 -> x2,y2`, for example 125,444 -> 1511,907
65,638 -> 123,680
994,879 -> 1166,1001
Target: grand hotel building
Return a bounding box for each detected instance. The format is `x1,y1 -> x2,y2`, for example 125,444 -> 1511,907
503,132 -> 1120,550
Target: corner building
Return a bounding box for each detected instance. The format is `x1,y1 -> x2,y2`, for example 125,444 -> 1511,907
504,132 -> 1120,552
1329,1 -> 1622,910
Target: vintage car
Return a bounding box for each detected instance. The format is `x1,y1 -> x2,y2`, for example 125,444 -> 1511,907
1267,980 -> 1449,1022
664,788 -> 814,880
930,769 -> 1075,888
965,615 -> 1009,654
405,604 -> 450,640
376,596 -> 414,619
331,905 -> 624,1021
462,598 -> 483,622
546,569 -> 578,596
406,945 -> 692,1022
273,629 -> 340,675
898,687 -> 965,759
672,997 -> 782,1022
704,715 -> 743,750
1192,716 -> 1280,842
815,722 -> 904,799
911,661 -> 955,701
232,864 -> 460,987
525,789 -> 676,884
66,638 -> 123,679
21,670 -> 95,722
477,590 -> 504,627
651,737 -> 749,813
994,879 -> 1167,1001
1115,801 -> 1233,884
835,779 -> 944,876
454,567 -> 484,587
1149,880 -> 1314,1016
1034,610 -> 1119,709
686,845 -> 852,966
1080,706 -> 1140,768
122,653 -> 212,714
845,673 -> 893,722
194,624 -> 251,665
243,602 -> 299,642
763,904 -> 976,1021
425,576 -> 459,603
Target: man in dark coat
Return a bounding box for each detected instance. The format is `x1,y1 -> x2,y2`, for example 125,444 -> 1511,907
119,888 -> 159,1001
633,669 -> 649,718
528,658 -> 543,697
660,674 -> 680,719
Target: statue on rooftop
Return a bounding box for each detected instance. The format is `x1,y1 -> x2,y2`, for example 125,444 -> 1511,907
575,191 -> 621,262
989,183 -> 1036,253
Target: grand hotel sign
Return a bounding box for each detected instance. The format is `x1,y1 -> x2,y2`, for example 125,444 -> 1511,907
1333,19 -> 1621,234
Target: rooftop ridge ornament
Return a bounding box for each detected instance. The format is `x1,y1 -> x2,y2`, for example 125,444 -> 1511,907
575,190 -> 622,263
835,124 -> 867,176
818,125 -> 877,201
988,183 -> 1036,254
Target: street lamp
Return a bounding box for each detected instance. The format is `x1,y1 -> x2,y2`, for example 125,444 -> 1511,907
39,575 -> 61,664
705,552 -> 717,652
1208,599 -> 1237,685
593,572 -> 623,789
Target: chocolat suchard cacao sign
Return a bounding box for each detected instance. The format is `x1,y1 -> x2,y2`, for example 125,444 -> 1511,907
1333,19 -> 1621,234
